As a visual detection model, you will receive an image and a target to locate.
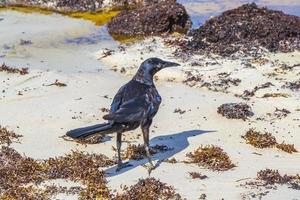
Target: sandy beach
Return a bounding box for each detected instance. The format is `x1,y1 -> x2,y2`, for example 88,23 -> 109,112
1,2 -> 300,200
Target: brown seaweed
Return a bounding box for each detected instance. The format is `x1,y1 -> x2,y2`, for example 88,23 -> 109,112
108,1 -> 191,38
0,63 -> 28,75
242,128 -> 277,149
0,126 -> 22,146
184,3 -> 300,56
113,177 -> 182,200
242,128 -> 298,153
188,172 -> 208,180
186,145 -> 236,171
0,146 -> 116,199
46,79 -> 67,87
122,144 -> 171,160
217,103 -> 253,120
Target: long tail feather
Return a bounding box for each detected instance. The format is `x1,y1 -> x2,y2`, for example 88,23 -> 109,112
66,123 -> 119,139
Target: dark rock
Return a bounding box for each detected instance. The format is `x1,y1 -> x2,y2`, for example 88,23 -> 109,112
107,0 -> 191,37
182,3 -> 300,56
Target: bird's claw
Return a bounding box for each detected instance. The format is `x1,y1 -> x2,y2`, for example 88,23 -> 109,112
116,161 -> 133,172
142,162 -> 156,176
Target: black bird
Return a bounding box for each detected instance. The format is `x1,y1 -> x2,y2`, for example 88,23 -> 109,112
66,58 -> 179,171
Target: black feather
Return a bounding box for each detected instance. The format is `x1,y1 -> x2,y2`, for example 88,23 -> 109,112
66,123 -> 112,138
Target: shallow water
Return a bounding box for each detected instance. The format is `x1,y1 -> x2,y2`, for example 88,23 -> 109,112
0,10 -> 118,72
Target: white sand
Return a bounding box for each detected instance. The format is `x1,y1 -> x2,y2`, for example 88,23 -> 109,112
1,10 -> 300,200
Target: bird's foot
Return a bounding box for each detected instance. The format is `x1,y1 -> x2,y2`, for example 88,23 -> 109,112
142,161 -> 156,176
116,161 -> 132,172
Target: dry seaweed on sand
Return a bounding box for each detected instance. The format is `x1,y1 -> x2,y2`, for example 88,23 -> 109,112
113,177 -> 182,200
242,128 -> 298,153
275,108 -> 291,118
199,194 -> 207,200
188,172 -> 208,180
182,70 -> 241,92
269,108 -> 291,119
261,93 -> 290,98
282,79 -> 300,91
246,169 -> 300,190
1,184 -> 81,200
164,157 -> 178,163
122,144 -> 171,160
45,150 -> 116,174
242,170 -> 300,198
46,79 -> 67,87
20,39 -> 33,45
0,126 -> 22,145
0,146 -> 116,200
174,108 -> 186,114
242,82 -> 274,97
181,3 -> 300,56
257,169 -> 299,186
78,135 -> 106,144
0,63 -> 28,75
42,185 -> 82,198
273,63 -> 300,74
99,48 -> 115,59
201,78 -> 241,92
217,103 -> 253,120
0,126 -> 116,199
44,150 -> 116,200
182,71 -> 203,87
108,1 -> 191,38
100,107 -> 110,112
2,185 -> 81,200
276,143 -> 298,154
0,146 -> 47,191
242,128 -> 277,149
0,185 -> 50,200
186,145 -> 236,171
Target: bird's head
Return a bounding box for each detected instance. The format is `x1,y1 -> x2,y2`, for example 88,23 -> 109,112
140,57 -> 180,75
133,57 -> 180,85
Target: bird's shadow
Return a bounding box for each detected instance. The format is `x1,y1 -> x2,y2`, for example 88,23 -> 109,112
105,129 -> 215,177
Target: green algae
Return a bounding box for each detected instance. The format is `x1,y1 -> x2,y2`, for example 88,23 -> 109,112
68,10 -> 119,26
110,34 -> 145,44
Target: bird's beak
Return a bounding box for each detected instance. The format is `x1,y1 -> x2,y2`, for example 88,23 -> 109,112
162,61 -> 180,68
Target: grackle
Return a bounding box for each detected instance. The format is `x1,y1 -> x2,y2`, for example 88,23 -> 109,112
66,58 -> 179,171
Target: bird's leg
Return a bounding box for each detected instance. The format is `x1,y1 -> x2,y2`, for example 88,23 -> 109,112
142,126 -> 154,169
116,131 -> 132,172
117,131 -> 122,168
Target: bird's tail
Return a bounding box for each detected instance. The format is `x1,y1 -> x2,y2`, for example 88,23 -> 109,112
66,122 -> 122,139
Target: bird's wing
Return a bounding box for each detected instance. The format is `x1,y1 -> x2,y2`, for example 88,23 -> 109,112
104,94 -> 152,123
110,85 -> 125,113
